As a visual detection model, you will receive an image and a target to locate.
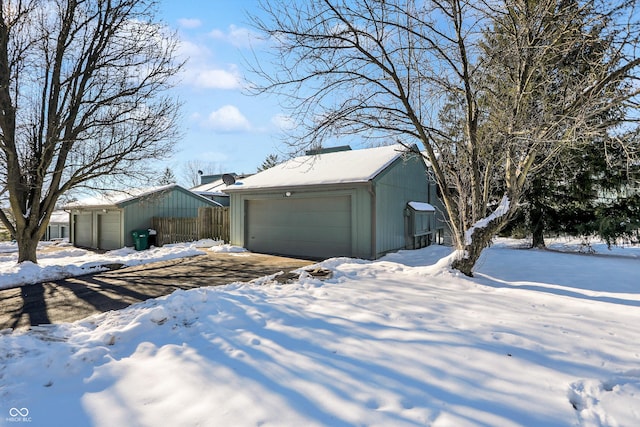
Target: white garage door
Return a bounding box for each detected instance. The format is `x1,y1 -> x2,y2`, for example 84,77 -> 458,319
98,212 -> 121,250
246,196 -> 352,259
73,213 -> 92,248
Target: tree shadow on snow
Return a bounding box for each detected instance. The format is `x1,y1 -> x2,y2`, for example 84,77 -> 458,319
473,247 -> 640,307
179,290 -> 576,427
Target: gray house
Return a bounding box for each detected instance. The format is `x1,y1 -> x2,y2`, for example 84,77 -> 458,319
225,144 -> 448,260
67,185 -> 221,250
44,210 -> 70,241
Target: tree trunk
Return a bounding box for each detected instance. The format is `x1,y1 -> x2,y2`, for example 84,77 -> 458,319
531,212 -> 546,248
451,195 -> 513,277
10,188 -> 51,264
530,199 -> 546,248
451,238 -> 486,277
16,233 -> 39,264
529,176 -> 546,248
0,0 -> 181,265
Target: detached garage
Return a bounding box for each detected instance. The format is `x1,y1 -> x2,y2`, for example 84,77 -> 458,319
226,144 -> 448,260
44,210 -> 70,241
66,185 -> 220,250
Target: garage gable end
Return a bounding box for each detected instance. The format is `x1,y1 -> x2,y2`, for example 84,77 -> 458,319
372,153 -> 434,257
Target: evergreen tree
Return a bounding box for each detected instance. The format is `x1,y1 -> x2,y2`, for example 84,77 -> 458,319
159,167 -> 177,186
480,0 -> 639,247
257,154 -> 281,172
250,0 -> 639,275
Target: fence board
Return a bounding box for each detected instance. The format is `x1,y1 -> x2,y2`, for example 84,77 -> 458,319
152,207 -> 229,246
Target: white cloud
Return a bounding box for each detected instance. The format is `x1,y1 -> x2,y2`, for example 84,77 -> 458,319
205,105 -> 251,133
271,114 -> 296,131
208,24 -> 262,48
208,29 -> 225,39
176,39 -> 242,90
177,40 -> 210,60
178,18 -> 202,29
191,68 -> 241,90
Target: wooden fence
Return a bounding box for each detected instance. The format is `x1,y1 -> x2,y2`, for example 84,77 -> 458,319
152,206 -> 230,246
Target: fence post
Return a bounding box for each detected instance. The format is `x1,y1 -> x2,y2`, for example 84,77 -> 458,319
198,207 -> 213,240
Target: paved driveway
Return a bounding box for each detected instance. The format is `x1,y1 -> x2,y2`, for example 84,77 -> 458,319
0,252 -> 312,332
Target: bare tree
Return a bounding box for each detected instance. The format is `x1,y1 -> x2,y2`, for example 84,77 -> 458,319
181,160 -> 222,188
250,0 -> 640,275
0,0 -> 182,263
482,0 -> 640,249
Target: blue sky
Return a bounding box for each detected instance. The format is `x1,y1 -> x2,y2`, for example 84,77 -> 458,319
156,1 -> 288,180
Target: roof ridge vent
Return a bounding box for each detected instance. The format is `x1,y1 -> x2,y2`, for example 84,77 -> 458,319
305,145 -> 352,155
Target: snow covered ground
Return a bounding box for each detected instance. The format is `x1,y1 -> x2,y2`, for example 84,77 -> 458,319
0,240 -> 245,291
1,238 -> 639,426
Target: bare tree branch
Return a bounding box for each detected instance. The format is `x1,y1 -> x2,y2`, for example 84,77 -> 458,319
0,0 -> 183,262
248,0 -> 640,275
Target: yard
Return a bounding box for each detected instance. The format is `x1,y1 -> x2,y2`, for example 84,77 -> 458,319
0,238 -> 639,426
0,241 -> 310,330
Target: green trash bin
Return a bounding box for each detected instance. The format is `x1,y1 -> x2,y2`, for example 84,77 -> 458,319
131,229 -> 149,251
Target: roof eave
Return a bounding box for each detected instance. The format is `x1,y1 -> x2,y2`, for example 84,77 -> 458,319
225,180 -> 372,194
66,204 -> 120,210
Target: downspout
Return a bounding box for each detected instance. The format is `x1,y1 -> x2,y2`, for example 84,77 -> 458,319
67,209 -> 75,246
368,181 -> 376,259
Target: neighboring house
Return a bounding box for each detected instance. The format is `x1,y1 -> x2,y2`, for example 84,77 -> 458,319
0,208 -> 69,241
191,173 -> 250,206
225,144 -> 448,260
66,185 -> 221,250
44,210 -> 70,241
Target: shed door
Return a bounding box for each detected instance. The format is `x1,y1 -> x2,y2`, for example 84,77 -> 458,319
74,213 -> 92,247
246,196 -> 352,259
98,212 -> 121,250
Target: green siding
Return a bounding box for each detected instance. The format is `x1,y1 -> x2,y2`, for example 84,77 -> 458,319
246,196 -> 352,258
372,154 -> 431,257
229,186 -> 373,259
71,186 -> 218,249
122,187 -> 217,246
228,153 -> 446,260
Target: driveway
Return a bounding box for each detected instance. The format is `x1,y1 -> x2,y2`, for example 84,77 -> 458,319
0,252 -> 312,332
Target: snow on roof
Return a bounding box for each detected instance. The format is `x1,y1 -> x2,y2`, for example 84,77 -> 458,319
49,210 -> 70,224
228,144 -> 411,191
191,176 -> 249,196
408,201 -> 435,212
191,179 -> 229,196
66,185 -> 181,208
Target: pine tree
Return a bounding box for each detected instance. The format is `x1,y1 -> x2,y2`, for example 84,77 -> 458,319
480,0 -> 639,247
257,154 -> 281,172
159,167 -> 177,186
